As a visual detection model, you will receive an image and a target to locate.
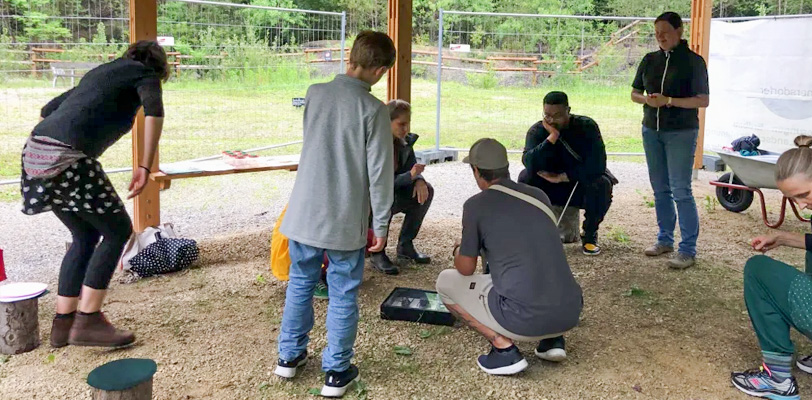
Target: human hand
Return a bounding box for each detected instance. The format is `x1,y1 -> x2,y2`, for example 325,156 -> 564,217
542,120 -> 560,142
127,166 -> 149,200
751,235 -> 781,253
411,163 -> 426,179
647,93 -> 669,108
413,179 -> 429,204
538,171 -> 567,183
369,236 -> 387,252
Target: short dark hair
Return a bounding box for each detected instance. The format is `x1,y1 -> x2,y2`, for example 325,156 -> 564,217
123,40 -> 170,82
350,31 -> 396,69
655,12 -> 683,29
543,91 -> 569,107
471,165 -> 510,182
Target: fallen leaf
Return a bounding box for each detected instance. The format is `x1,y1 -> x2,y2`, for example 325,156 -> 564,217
393,345 -> 413,356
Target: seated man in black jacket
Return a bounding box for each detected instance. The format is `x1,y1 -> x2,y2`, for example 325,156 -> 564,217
369,100 -> 433,275
519,91 -> 613,256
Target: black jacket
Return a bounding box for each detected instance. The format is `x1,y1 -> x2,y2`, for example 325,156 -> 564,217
522,115 -> 607,185
34,58 -> 164,159
394,133 -> 423,189
632,40 -> 709,131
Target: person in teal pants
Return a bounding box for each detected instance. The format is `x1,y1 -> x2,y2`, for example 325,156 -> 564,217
731,135 -> 812,400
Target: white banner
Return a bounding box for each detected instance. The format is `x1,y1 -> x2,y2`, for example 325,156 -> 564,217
157,36 -> 175,46
705,18 -> 812,153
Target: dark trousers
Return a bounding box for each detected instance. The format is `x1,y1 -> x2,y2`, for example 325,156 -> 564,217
744,253 -> 812,355
518,169 -> 612,244
371,181 -> 434,251
53,209 -> 133,297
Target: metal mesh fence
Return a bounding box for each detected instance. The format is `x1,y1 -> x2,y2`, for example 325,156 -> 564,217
430,11 -> 692,154
0,0 -> 345,180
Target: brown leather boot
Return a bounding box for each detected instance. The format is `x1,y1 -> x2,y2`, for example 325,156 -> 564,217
68,312 -> 135,348
50,313 -> 75,348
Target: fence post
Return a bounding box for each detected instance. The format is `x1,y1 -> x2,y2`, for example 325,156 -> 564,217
434,9 -> 443,152
130,0 -> 161,232
340,11 -> 346,73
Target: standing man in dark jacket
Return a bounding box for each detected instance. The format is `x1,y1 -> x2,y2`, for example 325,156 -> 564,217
369,100 -> 433,275
519,91 -> 613,256
631,11 -> 710,270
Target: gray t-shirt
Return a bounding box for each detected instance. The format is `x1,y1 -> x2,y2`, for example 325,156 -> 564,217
459,178 -> 583,336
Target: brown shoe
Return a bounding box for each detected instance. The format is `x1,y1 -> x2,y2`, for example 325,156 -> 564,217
68,312 -> 135,348
50,313 -> 75,348
644,243 -> 674,257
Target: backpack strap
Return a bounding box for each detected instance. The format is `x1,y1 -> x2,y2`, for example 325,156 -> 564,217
559,138 -> 583,162
489,184 -> 557,224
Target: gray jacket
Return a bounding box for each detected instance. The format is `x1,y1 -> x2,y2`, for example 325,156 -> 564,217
280,74 -> 394,251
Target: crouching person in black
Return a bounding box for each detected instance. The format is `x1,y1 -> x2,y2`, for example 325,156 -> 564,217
369,100 -> 433,275
518,91 -> 614,256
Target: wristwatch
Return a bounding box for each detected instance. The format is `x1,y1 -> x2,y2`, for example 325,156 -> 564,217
667,97 -> 673,107
452,244 -> 460,257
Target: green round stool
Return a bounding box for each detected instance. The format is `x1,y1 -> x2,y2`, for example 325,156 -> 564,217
87,358 -> 157,400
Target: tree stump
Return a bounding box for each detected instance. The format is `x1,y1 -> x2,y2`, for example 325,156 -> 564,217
88,358 -> 157,400
551,205 -> 580,244
0,298 -> 40,354
91,380 -> 152,400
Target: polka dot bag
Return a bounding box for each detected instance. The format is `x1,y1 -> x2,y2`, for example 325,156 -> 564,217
128,231 -> 199,278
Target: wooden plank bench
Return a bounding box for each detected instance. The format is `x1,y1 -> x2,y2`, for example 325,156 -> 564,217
149,154 -> 299,190
50,62 -> 100,87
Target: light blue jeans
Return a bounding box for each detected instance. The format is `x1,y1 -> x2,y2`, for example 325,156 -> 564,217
278,240 -> 365,372
642,126 -> 699,257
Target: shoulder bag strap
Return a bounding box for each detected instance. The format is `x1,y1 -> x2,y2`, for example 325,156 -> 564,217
489,184 -> 557,224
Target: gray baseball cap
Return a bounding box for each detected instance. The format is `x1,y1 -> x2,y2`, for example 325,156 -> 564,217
462,138 -> 509,170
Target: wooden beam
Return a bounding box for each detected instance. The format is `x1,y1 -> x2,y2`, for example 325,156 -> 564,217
303,47 -> 349,53
487,56 -> 537,62
690,0 -> 713,169
387,0 -> 411,102
32,48 -> 65,53
130,0 -> 160,232
493,67 -> 536,72
151,162 -> 299,183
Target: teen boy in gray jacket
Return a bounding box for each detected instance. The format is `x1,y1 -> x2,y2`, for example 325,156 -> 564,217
276,31 -> 396,398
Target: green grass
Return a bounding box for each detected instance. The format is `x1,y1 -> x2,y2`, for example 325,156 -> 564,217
0,75 -> 642,184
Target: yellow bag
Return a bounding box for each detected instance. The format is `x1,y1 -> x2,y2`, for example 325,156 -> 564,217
270,205 -> 291,281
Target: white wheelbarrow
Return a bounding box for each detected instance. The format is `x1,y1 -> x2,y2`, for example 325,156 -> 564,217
709,149 -> 809,228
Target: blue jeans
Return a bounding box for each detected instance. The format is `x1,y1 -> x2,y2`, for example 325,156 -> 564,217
642,126 -> 699,257
278,240 -> 365,372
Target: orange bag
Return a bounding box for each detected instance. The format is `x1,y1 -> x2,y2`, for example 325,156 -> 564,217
270,205 -> 291,281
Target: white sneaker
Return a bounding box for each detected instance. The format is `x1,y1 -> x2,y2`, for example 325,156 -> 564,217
274,351 -> 307,379
535,336 -> 567,362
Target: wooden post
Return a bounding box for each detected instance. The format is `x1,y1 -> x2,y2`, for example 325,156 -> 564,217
690,0 -> 713,169
130,0 -> 161,232
387,0 -> 412,103
0,298 -> 40,355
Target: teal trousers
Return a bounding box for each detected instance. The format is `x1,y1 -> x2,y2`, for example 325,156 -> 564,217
744,253 -> 812,355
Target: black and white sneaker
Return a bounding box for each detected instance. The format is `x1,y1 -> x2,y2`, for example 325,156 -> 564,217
535,336 -> 567,362
476,345 -> 528,375
797,354 -> 812,374
321,364 -> 360,398
273,351 -> 307,379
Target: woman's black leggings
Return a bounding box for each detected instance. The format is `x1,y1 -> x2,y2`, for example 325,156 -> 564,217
53,209 -> 133,297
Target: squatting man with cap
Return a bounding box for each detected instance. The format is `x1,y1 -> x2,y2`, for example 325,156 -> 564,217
435,138 -> 583,375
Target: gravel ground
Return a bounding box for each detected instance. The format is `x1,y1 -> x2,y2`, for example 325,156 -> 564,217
0,158 -> 657,285
4,158 -> 812,399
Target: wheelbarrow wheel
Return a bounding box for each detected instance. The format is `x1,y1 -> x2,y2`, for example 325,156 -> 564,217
715,173 -> 754,212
